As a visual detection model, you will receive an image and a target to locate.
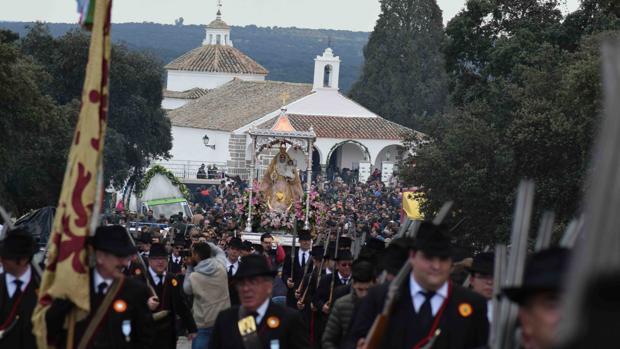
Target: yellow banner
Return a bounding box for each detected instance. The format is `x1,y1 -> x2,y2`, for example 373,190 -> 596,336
403,191 -> 424,220
32,0 -> 112,348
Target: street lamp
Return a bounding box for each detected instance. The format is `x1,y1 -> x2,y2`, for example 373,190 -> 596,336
203,134 -> 215,150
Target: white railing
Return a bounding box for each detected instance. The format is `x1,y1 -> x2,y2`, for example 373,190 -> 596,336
152,160 -> 228,180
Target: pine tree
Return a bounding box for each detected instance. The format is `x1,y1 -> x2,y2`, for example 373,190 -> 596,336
349,0 -> 448,130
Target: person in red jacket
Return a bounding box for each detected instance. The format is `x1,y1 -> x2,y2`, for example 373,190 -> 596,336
260,233 -> 285,271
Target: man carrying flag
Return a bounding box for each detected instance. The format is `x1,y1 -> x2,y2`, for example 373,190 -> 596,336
44,226 -> 153,348
29,0 -> 151,348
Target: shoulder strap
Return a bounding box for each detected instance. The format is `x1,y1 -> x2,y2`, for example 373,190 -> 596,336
77,276 -> 125,349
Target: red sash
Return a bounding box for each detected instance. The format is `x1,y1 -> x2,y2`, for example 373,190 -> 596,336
411,281 -> 453,349
0,279 -> 31,330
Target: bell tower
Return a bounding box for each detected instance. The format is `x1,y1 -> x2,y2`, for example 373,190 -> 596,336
203,0 -> 233,46
313,48 -> 341,91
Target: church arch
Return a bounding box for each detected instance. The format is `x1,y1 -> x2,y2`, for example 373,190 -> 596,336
326,140 -> 371,179
374,144 -> 406,169
323,64 -> 333,87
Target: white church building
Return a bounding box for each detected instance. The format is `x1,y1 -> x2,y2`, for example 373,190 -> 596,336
157,5 -> 420,183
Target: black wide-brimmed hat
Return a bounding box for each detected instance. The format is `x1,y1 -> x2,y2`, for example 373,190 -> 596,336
298,231 -> 312,241
149,243 -> 168,258
413,222 -> 453,258
91,225 -> 136,257
0,228 -> 37,258
503,247 -> 570,305
335,249 -> 353,261
468,252 -> 494,275
229,237 -> 243,250
310,245 -> 324,257
234,254 -> 277,280
173,237 -> 187,247
139,232 -> 152,244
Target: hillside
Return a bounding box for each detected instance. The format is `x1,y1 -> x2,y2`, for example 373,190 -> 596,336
0,21 -> 369,92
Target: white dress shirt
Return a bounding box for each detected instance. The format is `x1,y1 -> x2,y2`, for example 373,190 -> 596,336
255,298 -> 270,324
93,269 -> 113,295
298,249 -> 309,267
487,300 -> 493,322
149,267 -> 165,285
225,259 -> 239,275
6,265 -> 31,298
409,275 -> 448,316
338,272 -> 350,285
170,255 -> 182,264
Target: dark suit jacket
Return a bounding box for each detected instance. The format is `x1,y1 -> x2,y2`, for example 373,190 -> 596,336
46,276 -> 154,349
209,301 -> 310,349
0,271 -> 40,349
282,252 -> 313,307
167,256 -> 184,275
349,280 -> 489,349
142,272 -> 197,349
312,273 -> 347,310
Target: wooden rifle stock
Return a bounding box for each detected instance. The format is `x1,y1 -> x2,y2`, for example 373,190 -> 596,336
327,230 -> 341,307
364,261 -> 412,347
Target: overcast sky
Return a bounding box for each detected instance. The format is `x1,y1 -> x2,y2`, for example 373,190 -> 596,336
1,0 -> 581,32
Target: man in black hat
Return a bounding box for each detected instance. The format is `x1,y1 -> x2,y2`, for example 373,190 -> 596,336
138,243 -> 197,349
468,252 -> 494,322
241,240 -> 254,257
313,249 -> 353,349
168,237 -> 186,275
503,247 -> 569,349
351,222 -> 489,349
45,225 -> 154,349
282,231 -> 313,308
226,237 -> 243,306
209,254 -> 309,349
0,228 -> 40,348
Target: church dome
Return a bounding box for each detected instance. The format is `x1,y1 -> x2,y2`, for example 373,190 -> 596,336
165,45 -> 268,75
207,16 -> 229,29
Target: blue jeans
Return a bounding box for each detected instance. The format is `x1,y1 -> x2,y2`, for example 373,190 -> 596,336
192,327 -> 213,349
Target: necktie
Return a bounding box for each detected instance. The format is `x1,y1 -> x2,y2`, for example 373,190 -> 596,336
418,291 -> 435,330
97,282 -> 107,296
157,274 -> 164,286
12,279 -> 23,299
341,277 -> 349,285
228,265 -> 234,277
301,252 -> 306,268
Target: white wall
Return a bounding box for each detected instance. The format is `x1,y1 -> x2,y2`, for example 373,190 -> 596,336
314,138 -> 404,169
166,126 -> 231,163
166,70 -> 265,91
161,97 -> 189,110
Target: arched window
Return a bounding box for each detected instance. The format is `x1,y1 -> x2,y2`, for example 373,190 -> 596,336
209,34 -> 213,44
216,34 -> 221,45
323,65 -> 332,87
224,34 -> 228,44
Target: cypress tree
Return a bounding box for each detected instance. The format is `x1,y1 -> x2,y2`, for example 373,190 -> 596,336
349,0 -> 448,130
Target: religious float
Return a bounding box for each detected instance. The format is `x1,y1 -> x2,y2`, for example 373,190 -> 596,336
240,105 -> 322,246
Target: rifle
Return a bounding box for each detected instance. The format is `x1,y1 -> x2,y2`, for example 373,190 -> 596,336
364,201 -> 452,349
296,233 -> 324,299
327,229 -> 341,308
491,180 -> 535,349
534,211 -> 555,251
126,230 -> 170,321
290,229 -> 297,283
315,231 -> 332,290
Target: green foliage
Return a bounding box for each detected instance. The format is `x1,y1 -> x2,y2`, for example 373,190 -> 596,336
135,165 -> 190,200
348,0 -> 448,130
0,24 -> 171,214
401,0 -> 619,249
0,21 -> 369,92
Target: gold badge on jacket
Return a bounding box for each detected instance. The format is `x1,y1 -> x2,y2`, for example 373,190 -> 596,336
458,303 -> 473,318
238,316 -> 257,336
134,269 -> 141,275
171,279 -> 178,287
267,316 -> 280,329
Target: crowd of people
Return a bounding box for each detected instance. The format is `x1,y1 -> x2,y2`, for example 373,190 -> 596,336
0,172 -> 575,349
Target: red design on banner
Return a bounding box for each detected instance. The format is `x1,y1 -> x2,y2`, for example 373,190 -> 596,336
57,214 -> 87,274
89,90 -> 100,103
72,163 -> 92,228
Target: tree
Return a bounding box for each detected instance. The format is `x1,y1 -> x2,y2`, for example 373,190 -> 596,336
348,0 -> 448,131
0,33 -> 75,213
20,24 -> 172,189
401,0 -> 619,249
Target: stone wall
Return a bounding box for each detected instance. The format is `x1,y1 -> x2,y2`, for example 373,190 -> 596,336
227,134 -> 250,179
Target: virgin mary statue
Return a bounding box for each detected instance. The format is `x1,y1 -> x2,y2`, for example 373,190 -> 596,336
260,145 -> 304,213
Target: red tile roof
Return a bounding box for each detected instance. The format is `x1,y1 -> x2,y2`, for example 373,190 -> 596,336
258,114 -> 415,140
165,45 -> 268,75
